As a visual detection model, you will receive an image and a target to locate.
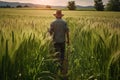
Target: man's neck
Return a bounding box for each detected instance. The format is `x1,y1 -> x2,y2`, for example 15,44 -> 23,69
56,17 -> 62,19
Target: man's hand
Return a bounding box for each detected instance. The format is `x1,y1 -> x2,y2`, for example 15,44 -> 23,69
66,31 -> 70,46
66,40 -> 70,45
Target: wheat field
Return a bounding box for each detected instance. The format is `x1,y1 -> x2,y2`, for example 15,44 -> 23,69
0,8 -> 120,80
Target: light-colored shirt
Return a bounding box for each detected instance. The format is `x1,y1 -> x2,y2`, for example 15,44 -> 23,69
49,19 -> 69,43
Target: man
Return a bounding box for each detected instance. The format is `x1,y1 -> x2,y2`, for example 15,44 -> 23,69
49,10 -> 69,69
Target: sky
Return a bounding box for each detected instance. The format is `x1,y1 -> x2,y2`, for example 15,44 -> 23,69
0,0 -> 109,6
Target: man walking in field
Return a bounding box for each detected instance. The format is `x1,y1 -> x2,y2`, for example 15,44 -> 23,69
49,10 -> 69,75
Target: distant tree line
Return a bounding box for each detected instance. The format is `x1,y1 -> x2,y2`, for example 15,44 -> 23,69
0,5 -> 12,8
67,0 -> 120,11
94,0 -> 120,11
0,5 -> 29,8
0,4 -> 51,8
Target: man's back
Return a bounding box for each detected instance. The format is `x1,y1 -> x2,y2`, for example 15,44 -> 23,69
50,19 -> 68,43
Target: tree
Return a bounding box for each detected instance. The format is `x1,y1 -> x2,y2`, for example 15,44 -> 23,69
106,0 -> 120,11
16,5 -> 22,8
24,5 -> 29,8
67,1 -> 76,10
46,5 -> 51,8
94,0 -> 104,11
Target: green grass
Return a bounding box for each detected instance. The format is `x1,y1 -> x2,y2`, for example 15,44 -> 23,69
0,8 -> 120,80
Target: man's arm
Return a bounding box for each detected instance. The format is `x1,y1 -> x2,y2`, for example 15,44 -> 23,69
65,22 -> 69,45
66,31 -> 69,45
49,30 -> 53,36
49,23 -> 54,36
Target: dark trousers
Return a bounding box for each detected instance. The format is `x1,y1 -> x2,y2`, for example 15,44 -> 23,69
54,42 -> 65,61
54,42 -> 68,80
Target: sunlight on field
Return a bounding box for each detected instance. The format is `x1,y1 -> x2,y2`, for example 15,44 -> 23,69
1,8 -> 120,17
0,9 -> 120,80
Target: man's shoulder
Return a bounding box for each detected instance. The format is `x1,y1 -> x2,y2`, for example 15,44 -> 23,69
50,20 -> 56,25
51,19 -> 67,25
59,19 -> 66,22
62,20 -> 67,24
54,19 -> 66,22
51,19 -> 58,24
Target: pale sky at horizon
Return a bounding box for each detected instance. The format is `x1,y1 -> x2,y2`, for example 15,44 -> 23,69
0,0 -> 109,6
